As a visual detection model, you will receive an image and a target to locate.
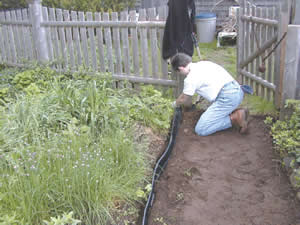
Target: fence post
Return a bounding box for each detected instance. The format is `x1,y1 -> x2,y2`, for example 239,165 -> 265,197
281,25 -> 300,102
29,0 -> 49,62
274,0 -> 290,108
294,0 -> 300,24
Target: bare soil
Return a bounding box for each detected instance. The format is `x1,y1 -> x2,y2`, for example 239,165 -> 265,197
147,110 -> 300,225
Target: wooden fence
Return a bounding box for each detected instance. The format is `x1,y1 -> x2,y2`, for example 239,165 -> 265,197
136,0 -> 281,25
236,0 -> 289,106
0,1 -> 178,90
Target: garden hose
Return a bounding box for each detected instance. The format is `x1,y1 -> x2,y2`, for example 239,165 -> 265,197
142,107 -> 182,225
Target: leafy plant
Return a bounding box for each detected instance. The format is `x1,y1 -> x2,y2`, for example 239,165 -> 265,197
125,85 -> 173,133
265,100 -> 300,163
136,184 -> 152,200
43,212 -> 81,225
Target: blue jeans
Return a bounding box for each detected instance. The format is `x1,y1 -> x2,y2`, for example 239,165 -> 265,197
195,81 -> 244,136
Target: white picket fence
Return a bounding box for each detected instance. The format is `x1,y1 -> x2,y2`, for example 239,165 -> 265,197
0,1 -> 178,89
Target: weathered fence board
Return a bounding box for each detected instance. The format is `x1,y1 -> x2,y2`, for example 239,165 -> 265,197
79,11 -> 89,68
94,12 -> 105,73
254,7 -> 261,95
87,12 -> 97,71
57,9 -> 68,69
112,12 -> 123,74
245,2 -> 250,86
64,10 -> 75,71
266,7 -> 276,101
148,8 -> 159,78
249,5 -> 256,88
0,12 -> 8,62
158,6 -> 168,79
11,10 -> 22,62
261,7 -> 267,98
42,7 -> 54,62
237,0 -> 245,83
0,26 -> 3,62
71,11 -> 82,69
139,9 -> 150,77
6,11 -> 17,64
103,12 -> 114,73
49,8 -> 61,70
129,10 -> 140,76
121,11 -> 131,76
2,11 -> 10,61
23,9 -> 34,61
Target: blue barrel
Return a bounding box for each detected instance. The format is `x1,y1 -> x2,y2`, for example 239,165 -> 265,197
195,12 -> 217,43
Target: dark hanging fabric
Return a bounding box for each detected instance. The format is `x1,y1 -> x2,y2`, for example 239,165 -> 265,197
162,0 -> 196,60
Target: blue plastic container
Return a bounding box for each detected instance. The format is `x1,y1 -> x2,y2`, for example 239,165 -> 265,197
195,12 -> 217,43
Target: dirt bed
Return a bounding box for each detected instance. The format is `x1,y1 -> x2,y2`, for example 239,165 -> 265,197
148,110 -> 300,225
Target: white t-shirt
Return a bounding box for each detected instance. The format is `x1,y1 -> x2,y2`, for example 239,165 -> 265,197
183,61 -> 234,102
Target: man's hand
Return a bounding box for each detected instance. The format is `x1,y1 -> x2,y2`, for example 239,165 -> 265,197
175,93 -> 193,107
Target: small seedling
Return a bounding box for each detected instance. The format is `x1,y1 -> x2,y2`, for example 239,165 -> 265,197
175,192 -> 184,202
183,168 -> 192,177
154,217 -> 167,225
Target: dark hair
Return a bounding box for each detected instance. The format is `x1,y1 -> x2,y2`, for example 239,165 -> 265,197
171,53 -> 192,71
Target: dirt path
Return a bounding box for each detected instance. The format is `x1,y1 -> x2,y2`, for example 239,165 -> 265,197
148,110 -> 300,225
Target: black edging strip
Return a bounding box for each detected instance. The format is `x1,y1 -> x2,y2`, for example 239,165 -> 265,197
142,107 -> 182,225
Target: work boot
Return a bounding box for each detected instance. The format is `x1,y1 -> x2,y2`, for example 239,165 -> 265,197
230,108 -> 249,134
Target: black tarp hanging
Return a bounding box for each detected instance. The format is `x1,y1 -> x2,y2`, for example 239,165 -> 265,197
162,0 -> 196,60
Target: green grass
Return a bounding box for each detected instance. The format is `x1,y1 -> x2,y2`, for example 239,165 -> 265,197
193,40 -> 237,77
0,67 -> 173,224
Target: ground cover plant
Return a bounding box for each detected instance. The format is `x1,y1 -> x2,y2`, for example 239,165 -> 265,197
0,66 -> 173,224
265,100 -> 300,186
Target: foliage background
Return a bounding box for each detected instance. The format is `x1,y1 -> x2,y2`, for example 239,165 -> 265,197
0,0 -> 136,12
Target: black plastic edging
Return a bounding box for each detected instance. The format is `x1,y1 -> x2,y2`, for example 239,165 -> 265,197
142,107 -> 182,225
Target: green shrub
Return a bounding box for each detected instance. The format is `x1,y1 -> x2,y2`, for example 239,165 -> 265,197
265,99 -> 300,162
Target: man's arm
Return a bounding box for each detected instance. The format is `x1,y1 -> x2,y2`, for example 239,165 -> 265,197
175,93 -> 193,107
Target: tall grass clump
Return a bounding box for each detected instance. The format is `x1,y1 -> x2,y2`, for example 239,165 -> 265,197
0,67 -> 173,224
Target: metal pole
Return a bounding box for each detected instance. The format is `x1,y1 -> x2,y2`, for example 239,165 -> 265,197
30,0 -> 49,62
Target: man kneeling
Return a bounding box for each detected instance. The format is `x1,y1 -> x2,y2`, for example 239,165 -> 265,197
171,53 -> 249,136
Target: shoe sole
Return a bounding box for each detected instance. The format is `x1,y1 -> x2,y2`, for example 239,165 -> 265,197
239,108 -> 249,134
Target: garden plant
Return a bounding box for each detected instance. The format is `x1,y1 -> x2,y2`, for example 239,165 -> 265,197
0,66 -> 173,225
